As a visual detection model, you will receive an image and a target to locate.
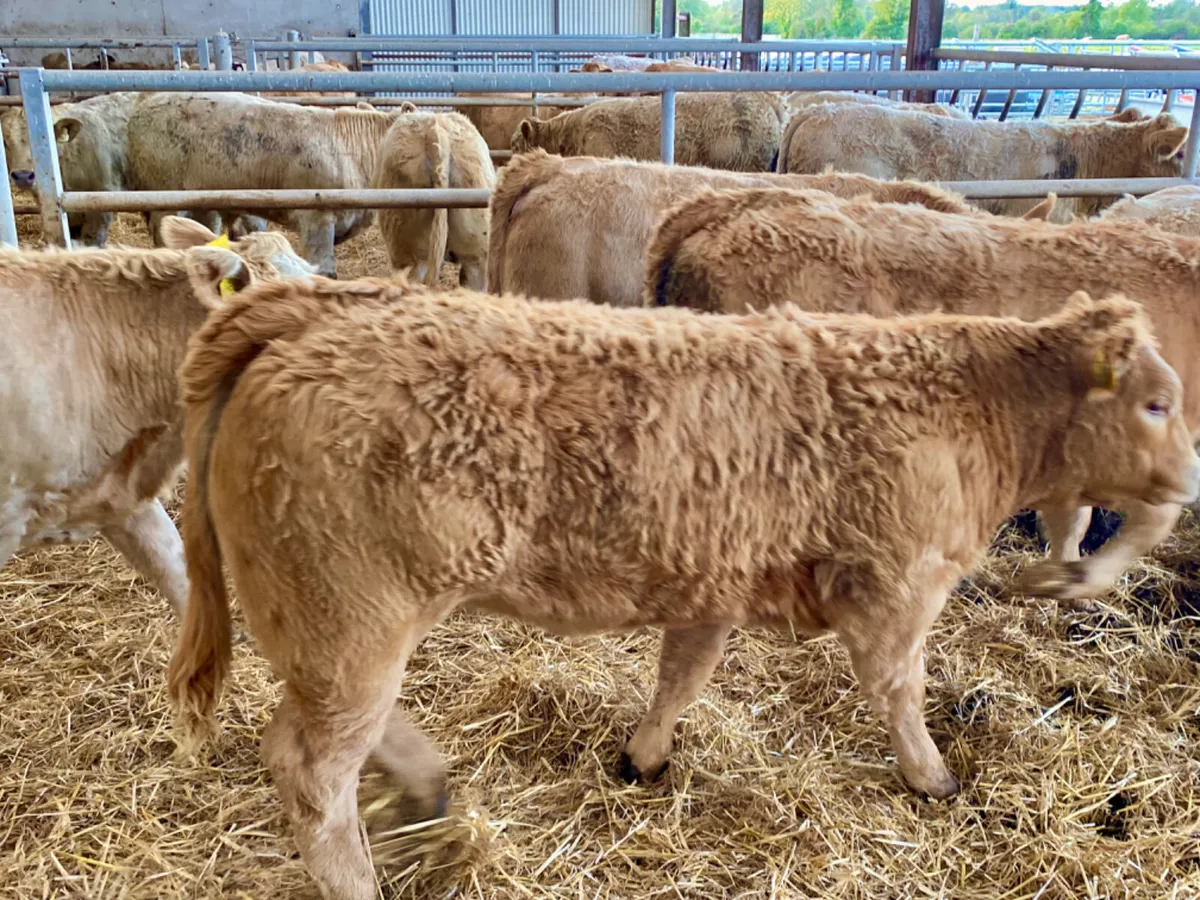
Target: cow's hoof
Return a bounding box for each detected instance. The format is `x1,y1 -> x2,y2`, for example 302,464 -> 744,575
916,770 -> 961,802
1017,560 -> 1087,599
617,752 -> 668,785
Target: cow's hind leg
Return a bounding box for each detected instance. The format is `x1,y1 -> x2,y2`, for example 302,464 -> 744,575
620,623 -> 732,784
260,620 -> 440,900
830,559 -> 960,800
102,499 -> 189,617
364,705 -> 449,832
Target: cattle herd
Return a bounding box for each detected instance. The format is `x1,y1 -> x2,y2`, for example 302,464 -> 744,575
5,54 -> 1200,900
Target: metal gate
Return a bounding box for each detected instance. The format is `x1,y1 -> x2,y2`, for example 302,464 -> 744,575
365,0 -> 654,37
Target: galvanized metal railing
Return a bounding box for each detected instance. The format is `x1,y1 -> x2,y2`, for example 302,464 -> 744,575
4,62 -> 1200,250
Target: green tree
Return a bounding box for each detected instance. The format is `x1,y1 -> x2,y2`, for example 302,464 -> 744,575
864,0 -> 908,39
831,0 -> 865,37
1080,0 -> 1102,36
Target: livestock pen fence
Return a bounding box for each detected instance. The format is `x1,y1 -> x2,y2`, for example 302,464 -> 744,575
3,37 -> 1200,252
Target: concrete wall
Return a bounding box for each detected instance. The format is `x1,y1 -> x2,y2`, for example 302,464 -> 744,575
1,0 -> 361,66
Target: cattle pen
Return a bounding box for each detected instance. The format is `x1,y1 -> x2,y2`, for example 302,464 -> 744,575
5,36 -> 1200,248
5,21 -> 1200,900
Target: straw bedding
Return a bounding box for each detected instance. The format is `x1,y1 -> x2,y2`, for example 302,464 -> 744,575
3,211 -> 1199,900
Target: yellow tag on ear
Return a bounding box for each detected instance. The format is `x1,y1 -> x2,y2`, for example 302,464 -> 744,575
1092,351 -> 1117,391
205,234 -> 237,296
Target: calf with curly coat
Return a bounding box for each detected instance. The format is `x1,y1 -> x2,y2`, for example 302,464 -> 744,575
168,279 -> 1198,900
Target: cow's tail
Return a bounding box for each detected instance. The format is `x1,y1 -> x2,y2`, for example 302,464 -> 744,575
775,110 -> 805,174
166,281 -> 332,757
423,119 -> 451,287
486,148 -> 560,293
644,188 -> 747,310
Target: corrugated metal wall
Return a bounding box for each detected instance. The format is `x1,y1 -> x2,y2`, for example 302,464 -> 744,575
366,0 -> 651,37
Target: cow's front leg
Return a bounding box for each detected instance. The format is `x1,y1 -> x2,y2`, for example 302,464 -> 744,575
1021,500 -> 1180,602
831,556 -> 961,800
101,499 -> 188,617
79,212 -> 113,248
620,622 -> 731,784
298,212 -> 338,278
1035,504 -> 1096,610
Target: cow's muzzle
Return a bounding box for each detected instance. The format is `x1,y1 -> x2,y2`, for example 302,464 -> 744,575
10,170 -> 35,189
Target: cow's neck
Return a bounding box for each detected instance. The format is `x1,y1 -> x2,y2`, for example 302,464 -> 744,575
68,255 -> 207,434
954,321 -> 1094,517
334,111 -> 399,183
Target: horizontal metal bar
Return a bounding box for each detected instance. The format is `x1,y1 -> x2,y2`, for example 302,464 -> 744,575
936,48 -> 1200,71
59,188 -> 494,212
53,177 -> 1190,216
251,38 -> 905,54
934,176 -> 1187,198
273,95 -> 599,108
27,67 -> 1200,93
0,37 -> 199,49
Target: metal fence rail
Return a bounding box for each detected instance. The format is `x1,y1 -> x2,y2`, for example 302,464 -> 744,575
3,61 -> 1200,249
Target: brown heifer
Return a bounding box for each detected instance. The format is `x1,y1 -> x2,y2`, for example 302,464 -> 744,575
167,277 -> 1198,900
0,216 -> 313,617
778,102 -> 1188,220
646,186 -> 1200,596
784,90 -> 970,119
263,59 -> 356,98
1100,184 -> 1200,236
371,111 -> 495,289
487,150 -> 1055,306
458,92 -> 583,153
511,92 -> 785,172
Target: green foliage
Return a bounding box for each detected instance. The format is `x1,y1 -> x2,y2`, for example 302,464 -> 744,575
673,0 -> 1200,41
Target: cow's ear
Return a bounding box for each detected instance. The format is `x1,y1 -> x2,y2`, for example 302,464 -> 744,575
1062,291 -> 1148,400
1147,119 -> 1188,160
355,101 -> 375,111
399,101 -> 417,113
54,118 -> 82,144
519,118 -> 537,141
160,215 -> 219,248
1107,107 -> 1144,123
185,246 -> 250,310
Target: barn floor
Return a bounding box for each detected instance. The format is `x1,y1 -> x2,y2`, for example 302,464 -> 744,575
3,213 -> 1200,899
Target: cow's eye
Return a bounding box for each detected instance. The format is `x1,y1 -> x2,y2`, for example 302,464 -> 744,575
1147,400 -> 1170,416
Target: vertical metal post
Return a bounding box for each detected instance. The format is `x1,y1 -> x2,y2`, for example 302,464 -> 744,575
1182,91 -> 1200,181
905,0 -> 945,102
213,32 -> 233,71
0,114 -> 18,248
1069,88 -> 1087,119
18,69 -> 70,249
245,41 -> 257,72
196,38 -> 210,71
1033,66 -> 1054,119
660,89 -> 676,164
172,44 -> 182,70
889,44 -> 902,99
1116,87 -> 1128,112
532,50 -> 539,73
1163,89 -> 1176,112
287,30 -> 302,70
662,0 -> 677,38
740,0 -> 763,72
64,48 -> 73,70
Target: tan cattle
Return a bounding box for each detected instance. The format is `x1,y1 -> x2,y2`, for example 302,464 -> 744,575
646,186 -> 1200,594
784,90 -> 970,119
167,277 -> 1198,900
573,54 -> 656,72
371,111 -> 495,290
778,103 -> 1188,220
263,59 -> 356,98
458,92 -> 581,153
0,216 -> 313,617
127,92 -> 411,276
487,150 -> 1055,307
1100,184 -> 1200,236
3,92 -> 138,246
511,92 -> 785,172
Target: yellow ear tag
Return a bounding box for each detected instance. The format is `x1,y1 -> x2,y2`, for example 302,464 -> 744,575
1092,351 -> 1117,392
205,233 -> 237,297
